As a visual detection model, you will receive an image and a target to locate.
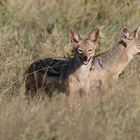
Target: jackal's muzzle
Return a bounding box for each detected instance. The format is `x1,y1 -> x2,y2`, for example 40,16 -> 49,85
79,55 -> 92,65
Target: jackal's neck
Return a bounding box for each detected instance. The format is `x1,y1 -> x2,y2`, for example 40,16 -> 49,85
111,41 -> 135,77
105,41 -> 134,70
67,55 -> 91,76
67,56 -> 83,74
106,41 -> 134,76
115,41 -> 134,63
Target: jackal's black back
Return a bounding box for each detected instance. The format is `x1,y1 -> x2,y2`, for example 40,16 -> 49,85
25,57 -> 70,78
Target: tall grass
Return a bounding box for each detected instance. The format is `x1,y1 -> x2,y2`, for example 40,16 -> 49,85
0,0 -> 140,140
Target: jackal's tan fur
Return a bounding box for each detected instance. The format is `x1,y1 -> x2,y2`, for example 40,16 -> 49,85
90,27 -> 140,93
23,28 -> 99,100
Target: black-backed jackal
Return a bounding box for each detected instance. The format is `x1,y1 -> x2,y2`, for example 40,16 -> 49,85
91,27 -> 140,93
23,28 -> 99,101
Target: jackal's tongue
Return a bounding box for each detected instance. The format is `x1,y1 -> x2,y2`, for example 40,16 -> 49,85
83,60 -> 89,65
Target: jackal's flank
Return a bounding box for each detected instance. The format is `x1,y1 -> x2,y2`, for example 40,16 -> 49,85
23,28 -> 99,100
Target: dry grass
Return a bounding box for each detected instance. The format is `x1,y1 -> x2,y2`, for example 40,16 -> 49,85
0,0 -> 140,140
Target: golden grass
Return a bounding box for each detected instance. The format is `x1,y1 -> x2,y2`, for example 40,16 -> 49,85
0,0 -> 140,139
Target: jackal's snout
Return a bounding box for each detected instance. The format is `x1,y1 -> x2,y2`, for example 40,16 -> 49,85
79,54 -> 92,65
83,55 -> 88,61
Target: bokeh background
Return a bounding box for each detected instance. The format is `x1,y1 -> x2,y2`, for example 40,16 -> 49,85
0,0 -> 140,140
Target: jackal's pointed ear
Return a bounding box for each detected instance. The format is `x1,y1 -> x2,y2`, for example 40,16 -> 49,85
88,28 -> 99,43
133,27 -> 140,39
68,30 -> 81,43
121,27 -> 131,40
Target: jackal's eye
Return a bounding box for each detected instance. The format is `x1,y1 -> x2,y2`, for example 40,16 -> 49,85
88,49 -> 93,53
78,49 -> 83,53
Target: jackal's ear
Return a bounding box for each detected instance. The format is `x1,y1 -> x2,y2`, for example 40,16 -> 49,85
88,28 -> 99,43
133,27 -> 140,39
121,27 -> 131,40
68,30 -> 81,43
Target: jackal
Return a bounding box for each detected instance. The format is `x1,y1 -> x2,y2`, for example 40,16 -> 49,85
23,28 -> 99,100
90,27 -> 140,93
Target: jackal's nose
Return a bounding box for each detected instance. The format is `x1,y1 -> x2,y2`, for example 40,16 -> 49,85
83,56 -> 88,61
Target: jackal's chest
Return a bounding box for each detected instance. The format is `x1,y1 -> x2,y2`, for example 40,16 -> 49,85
74,65 -> 90,80
68,72 -> 90,93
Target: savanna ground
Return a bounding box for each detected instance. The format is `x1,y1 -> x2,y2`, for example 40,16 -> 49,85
0,0 -> 140,140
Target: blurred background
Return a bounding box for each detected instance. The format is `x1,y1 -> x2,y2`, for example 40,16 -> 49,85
0,0 -> 140,140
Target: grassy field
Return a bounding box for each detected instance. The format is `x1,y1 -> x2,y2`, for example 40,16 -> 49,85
0,0 -> 140,140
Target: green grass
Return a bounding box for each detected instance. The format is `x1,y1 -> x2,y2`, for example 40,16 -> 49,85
0,0 -> 140,140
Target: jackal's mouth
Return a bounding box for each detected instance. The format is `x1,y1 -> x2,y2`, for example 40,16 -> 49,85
79,56 -> 92,65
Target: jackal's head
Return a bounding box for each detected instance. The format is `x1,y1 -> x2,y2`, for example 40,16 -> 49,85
69,28 -> 99,65
121,26 -> 140,55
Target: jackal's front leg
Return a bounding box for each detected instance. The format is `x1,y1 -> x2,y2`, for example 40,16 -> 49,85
64,89 -> 72,108
79,85 -> 90,99
79,89 -> 87,99
99,78 -> 114,95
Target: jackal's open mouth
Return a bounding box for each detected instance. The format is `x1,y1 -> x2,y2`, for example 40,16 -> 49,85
79,56 -> 92,65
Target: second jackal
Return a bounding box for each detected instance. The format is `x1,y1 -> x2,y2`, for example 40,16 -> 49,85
90,27 -> 140,93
